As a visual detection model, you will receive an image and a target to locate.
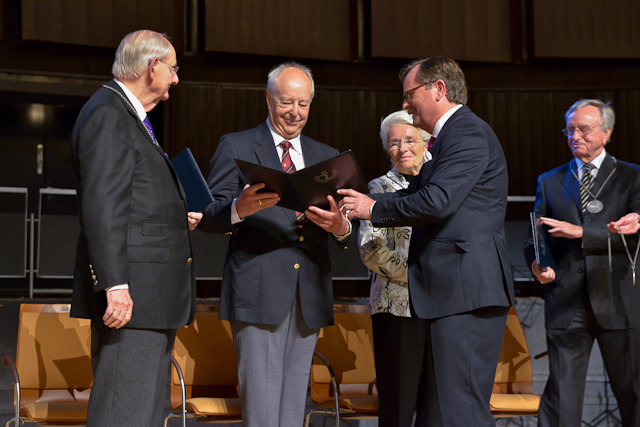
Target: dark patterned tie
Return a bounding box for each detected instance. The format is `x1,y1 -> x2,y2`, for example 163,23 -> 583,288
143,116 -> 158,145
427,136 -> 436,151
580,163 -> 595,212
280,141 -> 305,225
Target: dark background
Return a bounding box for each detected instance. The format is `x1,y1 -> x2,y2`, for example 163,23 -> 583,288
1,0 -> 639,298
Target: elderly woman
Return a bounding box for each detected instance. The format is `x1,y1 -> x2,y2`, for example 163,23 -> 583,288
357,110 -> 431,427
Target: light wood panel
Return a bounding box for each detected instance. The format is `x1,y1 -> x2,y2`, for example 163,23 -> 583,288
371,0 -> 516,62
203,0 -> 355,61
20,0 -> 184,50
533,0 -> 640,58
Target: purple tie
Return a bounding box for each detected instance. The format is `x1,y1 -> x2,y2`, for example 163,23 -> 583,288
143,116 -> 157,144
280,141 -> 305,226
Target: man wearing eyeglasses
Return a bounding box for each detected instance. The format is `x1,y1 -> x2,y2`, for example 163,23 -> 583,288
524,99 -> 640,427
339,56 -> 514,427
71,30 -> 201,426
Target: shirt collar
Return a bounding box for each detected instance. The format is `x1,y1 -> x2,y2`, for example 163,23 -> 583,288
114,79 -> 147,122
266,118 -> 302,152
431,104 -> 464,138
575,149 -> 607,171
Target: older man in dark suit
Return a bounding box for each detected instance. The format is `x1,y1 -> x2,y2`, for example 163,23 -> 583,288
70,30 -> 201,426
524,99 -> 640,427
199,62 -> 350,427
339,56 -> 514,427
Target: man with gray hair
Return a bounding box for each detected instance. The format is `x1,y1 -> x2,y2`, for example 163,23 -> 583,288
524,99 -> 640,426
71,29 -> 201,426
200,62 -> 350,426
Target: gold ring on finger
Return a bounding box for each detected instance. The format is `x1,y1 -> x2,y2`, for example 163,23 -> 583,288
259,199 -> 262,206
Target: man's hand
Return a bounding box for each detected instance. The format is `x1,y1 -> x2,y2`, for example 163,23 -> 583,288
236,183 -> 280,219
306,195 -> 349,235
607,213 -> 640,235
532,260 -> 556,284
103,289 -> 133,329
336,188 -> 374,221
540,217 -> 583,239
188,212 -> 203,231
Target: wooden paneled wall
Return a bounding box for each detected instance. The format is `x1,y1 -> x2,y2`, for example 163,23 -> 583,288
20,0 -> 184,50
203,0 -> 355,61
533,0 -> 640,58
371,0 -> 516,62
165,82 -> 640,198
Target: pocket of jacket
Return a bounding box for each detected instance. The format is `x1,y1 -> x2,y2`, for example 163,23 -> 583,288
128,245 -> 170,263
142,221 -> 168,236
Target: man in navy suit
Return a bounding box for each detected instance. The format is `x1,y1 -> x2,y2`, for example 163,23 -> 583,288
340,56 -> 514,427
200,62 -> 350,427
71,30 -> 201,426
524,99 -> 640,427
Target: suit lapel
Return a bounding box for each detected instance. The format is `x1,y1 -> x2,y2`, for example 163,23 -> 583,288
105,80 -> 166,157
300,134 -> 321,167
105,81 -> 187,204
591,153 -> 616,196
560,160 -> 582,213
253,122 -> 282,169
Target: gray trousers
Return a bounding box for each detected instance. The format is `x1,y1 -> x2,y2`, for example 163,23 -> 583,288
231,289 -> 319,427
88,321 -> 176,427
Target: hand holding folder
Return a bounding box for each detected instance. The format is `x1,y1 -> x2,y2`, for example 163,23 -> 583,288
234,150 -> 368,212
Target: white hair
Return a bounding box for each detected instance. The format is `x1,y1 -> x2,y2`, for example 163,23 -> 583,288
111,30 -> 172,80
380,110 -> 431,153
267,62 -> 315,101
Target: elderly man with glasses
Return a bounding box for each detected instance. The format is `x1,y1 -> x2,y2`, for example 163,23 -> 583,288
524,99 -> 640,427
70,30 -> 201,426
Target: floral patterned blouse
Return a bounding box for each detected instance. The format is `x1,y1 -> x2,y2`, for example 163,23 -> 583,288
358,167 -> 413,317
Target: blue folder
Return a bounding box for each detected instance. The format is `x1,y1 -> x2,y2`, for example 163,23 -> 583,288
171,148 -> 214,212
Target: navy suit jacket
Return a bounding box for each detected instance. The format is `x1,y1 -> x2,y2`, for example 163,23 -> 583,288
371,105 -> 514,319
200,122 -> 342,329
524,154 -> 640,330
70,80 -> 196,329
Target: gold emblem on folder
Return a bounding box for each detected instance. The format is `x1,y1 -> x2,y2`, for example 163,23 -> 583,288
314,169 -> 337,183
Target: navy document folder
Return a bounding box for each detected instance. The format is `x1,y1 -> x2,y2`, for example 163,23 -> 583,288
171,148 -> 214,212
235,150 -> 368,212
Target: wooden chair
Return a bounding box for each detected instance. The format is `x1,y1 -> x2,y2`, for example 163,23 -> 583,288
164,304 -> 242,427
305,304 -> 378,427
490,306 -> 542,417
1,303 -> 93,427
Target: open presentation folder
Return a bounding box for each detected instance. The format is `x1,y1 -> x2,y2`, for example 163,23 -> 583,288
529,212 -> 556,270
234,150 -> 368,212
171,148 -> 214,212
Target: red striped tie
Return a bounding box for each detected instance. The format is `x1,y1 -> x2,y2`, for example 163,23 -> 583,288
427,136 -> 436,151
280,141 -> 305,225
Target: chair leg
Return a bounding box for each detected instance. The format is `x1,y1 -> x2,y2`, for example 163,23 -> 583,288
163,413 -> 181,427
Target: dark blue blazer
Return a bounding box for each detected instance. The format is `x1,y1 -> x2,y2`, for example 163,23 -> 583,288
200,122 -> 341,329
371,105 -> 514,319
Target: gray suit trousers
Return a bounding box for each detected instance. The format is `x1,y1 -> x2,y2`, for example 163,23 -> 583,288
88,321 -> 176,427
231,287 -> 319,427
